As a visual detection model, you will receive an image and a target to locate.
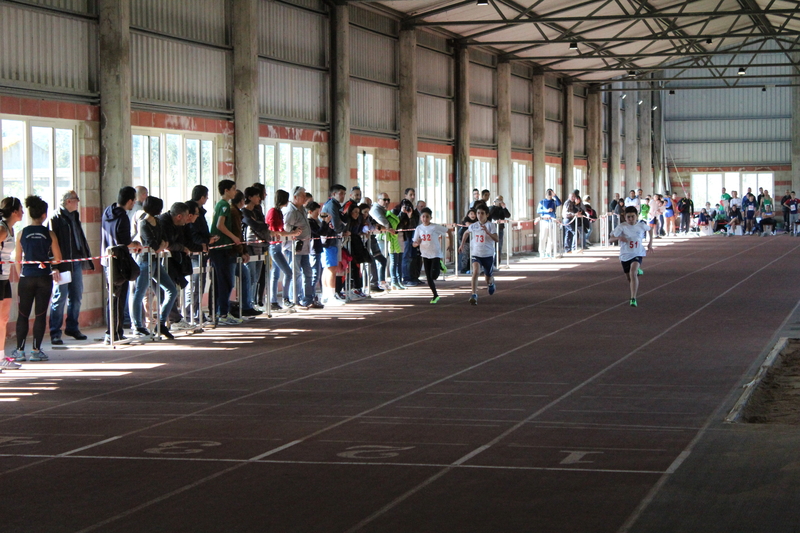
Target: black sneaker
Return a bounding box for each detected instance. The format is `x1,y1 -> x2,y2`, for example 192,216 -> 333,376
242,308 -> 263,317
64,330 -> 87,340
158,324 -> 174,340
51,338 -> 64,346
270,302 -> 282,311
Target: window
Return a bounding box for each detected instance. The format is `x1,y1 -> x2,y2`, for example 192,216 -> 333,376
258,140 -> 315,204
132,131 -> 215,210
417,154 -> 448,223
692,172 -> 774,210
1,118 -> 76,213
574,167 -> 584,196
511,161 -> 529,219
545,164 -> 558,194
470,158 -> 493,195
357,149 -> 375,201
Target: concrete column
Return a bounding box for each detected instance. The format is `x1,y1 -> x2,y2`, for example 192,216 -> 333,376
532,72 -> 546,211
562,81 -> 574,197
586,88 -> 602,223
653,89 -> 665,193
609,86 -> 622,201
638,88 -> 653,193
232,0 -> 259,185
330,2 -> 350,186
497,60 -> 512,203
98,0 -> 132,208
624,89 -> 638,191
455,45 -> 470,219
398,28 -> 418,201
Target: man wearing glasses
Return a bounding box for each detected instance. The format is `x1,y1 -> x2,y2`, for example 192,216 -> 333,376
49,191 -> 94,345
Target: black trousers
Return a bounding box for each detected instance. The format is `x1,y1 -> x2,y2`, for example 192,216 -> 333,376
423,257 -> 442,298
105,273 -> 129,339
17,276 -> 52,351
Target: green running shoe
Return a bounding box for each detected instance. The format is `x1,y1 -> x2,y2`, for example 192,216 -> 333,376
430,296 -> 440,304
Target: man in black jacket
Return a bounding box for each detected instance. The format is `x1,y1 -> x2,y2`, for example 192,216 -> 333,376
185,186 -> 212,323
101,186 -> 139,343
158,202 -> 191,329
49,191 -> 93,345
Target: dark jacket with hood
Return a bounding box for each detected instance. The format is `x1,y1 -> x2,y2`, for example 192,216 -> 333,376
101,203 -> 132,267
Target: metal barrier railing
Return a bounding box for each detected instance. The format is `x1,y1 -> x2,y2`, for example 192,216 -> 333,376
538,217 -> 563,259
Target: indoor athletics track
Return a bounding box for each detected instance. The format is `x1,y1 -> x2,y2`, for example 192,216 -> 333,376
1,235 -> 797,533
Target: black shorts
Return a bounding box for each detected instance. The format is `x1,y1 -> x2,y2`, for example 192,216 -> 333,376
621,257 -> 643,274
0,279 -> 10,300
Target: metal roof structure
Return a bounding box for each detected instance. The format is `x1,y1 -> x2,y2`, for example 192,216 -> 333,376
369,0 -> 800,88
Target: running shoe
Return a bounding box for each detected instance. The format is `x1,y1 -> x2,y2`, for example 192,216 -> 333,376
430,296 -> 440,304
10,349 -> 25,362
351,289 -> 367,299
630,298 -> 638,307
28,350 -> 49,362
308,301 -> 325,309
637,268 -> 644,276
488,282 -> 496,295
270,302 -> 282,311
1,357 -> 21,370
322,297 -> 346,306
170,320 -> 192,331
403,280 -> 419,287
440,260 -> 447,273
469,294 -> 478,306
391,283 -> 406,290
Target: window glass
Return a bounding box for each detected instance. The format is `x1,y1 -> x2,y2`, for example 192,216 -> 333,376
278,143 -> 291,190
417,154 -> 448,222
132,134 -> 146,189
31,126 -> 53,203
2,120 -> 26,200
545,164 -> 557,194
149,136 -> 161,198
512,161 -> 528,219
258,141 -> 316,204
186,138 -> 200,190
165,134 -> 182,207
201,140 -> 213,186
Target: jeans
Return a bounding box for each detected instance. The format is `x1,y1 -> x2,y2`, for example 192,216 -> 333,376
49,267 -> 84,339
390,253 -> 403,284
209,249 -> 235,316
185,254 -> 206,322
269,243 -> 292,304
680,212 -> 692,233
17,275 -> 52,351
402,238 -> 419,282
234,258 -> 252,311
309,252 -> 322,300
246,260 -> 262,309
132,256 -> 178,327
495,224 -> 505,266
282,250 -> 312,305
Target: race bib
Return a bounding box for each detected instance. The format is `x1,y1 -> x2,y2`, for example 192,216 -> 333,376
748,205 -> 755,211
792,204 -> 797,213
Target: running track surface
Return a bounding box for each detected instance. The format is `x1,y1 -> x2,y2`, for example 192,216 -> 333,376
1,236 -> 797,533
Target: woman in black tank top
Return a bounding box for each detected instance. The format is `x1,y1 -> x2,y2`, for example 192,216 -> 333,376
11,196 -> 62,362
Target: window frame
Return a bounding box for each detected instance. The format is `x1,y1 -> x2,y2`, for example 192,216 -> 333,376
511,160 -> 529,220
416,153 -> 449,223
258,139 -> 318,205
1,115 -> 79,214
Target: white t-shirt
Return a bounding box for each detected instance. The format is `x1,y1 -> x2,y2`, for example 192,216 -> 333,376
730,197 -> 742,209
624,197 -> 640,211
413,223 -> 447,259
468,221 -> 497,257
612,221 -> 651,261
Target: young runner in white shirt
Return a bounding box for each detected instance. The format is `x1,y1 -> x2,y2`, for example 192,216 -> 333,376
609,206 -> 654,307
458,204 -> 498,306
412,208 -> 450,304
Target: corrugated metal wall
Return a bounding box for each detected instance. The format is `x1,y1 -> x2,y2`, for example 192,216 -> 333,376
258,0 -> 328,126
131,0 -> 228,46
349,7 -> 398,134
0,2 -> 97,96
131,33 -> 229,111
511,73 -> 532,150
469,58 -> 496,146
418,93 -> 453,140
662,39 -> 792,166
258,60 -> 327,124
546,120 -> 562,154
129,0 -> 230,112
25,0 -> 91,13
545,82 -> 562,155
574,92 -> 586,157
416,36 -> 453,142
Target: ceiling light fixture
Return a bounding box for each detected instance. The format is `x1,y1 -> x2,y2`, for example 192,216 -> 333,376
476,0 -> 489,5
738,67 -> 746,75
569,42 -> 578,50
628,70 -> 636,76
638,99 -> 643,105
669,90 -> 675,95
762,87 -> 767,92
652,105 -> 658,111
621,93 -> 627,99
706,38 -> 712,44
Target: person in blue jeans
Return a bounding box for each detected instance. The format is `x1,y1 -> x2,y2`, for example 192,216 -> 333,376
266,189 -> 302,311
131,196 -> 178,340
392,188 -> 420,285
49,190 -> 93,345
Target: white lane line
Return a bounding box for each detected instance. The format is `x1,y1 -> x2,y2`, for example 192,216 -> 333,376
507,444 -> 670,452
397,406 -> 527,411
665,450 -> 691,474
0,452 -> 665,474
342,240 -> 800,533
59,436 -> 123,457
559,409 -> 700,415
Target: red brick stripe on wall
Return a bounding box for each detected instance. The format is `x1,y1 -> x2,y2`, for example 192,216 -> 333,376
672,165 -> 792,172
260,125 -> 328,142
418,142 -> 453,155
132,111 -> 232,135
545,156 -> 562,165
351,134 -> 399,150
80,155 -> 99,173
511,152 -> 533,161
80,207 -> 101,223
375,170 -> 399,182
470,148 -> 497,159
